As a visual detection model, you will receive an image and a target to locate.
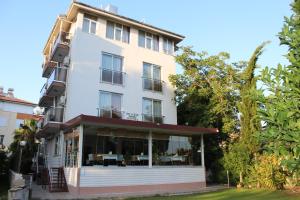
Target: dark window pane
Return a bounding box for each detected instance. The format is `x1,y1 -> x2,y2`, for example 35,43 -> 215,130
153,35 -> 159,51
138,30 -> 145,47
106,21 -> 114,39
113,71 -> 123,84
102,69 -> 112,82
122,26 -> 130,43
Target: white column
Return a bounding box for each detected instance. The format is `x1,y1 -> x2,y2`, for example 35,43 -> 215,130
148,130 -> 152,168
78,125 -> 84,168
201,134 -> 205,168
59,131 -> 64,167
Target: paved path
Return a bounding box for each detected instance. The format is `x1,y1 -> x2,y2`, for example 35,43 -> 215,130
31,183 -> 229,200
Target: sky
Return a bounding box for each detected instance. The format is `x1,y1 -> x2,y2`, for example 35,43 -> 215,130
0,0 -> 292,103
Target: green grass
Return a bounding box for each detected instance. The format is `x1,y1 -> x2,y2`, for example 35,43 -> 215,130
128,189 -> 300,200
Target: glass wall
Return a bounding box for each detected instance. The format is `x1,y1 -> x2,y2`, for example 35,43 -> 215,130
152,135 -> 202,166
82,130 -> 202,167
83,132 -> 148,166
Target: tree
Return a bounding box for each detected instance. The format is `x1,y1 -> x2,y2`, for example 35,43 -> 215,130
9,119 -> 38,174
223,43 -> 267,185
169,47 -> 242,182
257,0 -> 300,186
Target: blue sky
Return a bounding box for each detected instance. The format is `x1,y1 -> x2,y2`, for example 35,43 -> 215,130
0,0 -> 292,103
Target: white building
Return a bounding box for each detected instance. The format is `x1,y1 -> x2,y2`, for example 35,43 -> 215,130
37,1 -> 218,196
0,87 -> 38,149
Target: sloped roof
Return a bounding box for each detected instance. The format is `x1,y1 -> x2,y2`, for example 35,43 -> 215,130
0,95 -> 37,107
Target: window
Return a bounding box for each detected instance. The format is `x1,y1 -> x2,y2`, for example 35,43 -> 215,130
101,53 -> 124,85
82,132 -> 148,166
138,30 -> 159,51
54,136 -> 60,156
99,91 -> 122,118
0,135 -> 4,146
143,63 -> 162,92
163,38 -> 174,54
152,135 -> 202,166
83,17 -> 97,34
106,21 -> 130,43
142,98 -> 162,123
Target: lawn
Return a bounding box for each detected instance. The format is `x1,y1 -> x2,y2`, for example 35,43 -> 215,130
129,189 -> 300,200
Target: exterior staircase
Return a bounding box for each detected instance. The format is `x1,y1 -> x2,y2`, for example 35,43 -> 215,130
48,167 -> 68,192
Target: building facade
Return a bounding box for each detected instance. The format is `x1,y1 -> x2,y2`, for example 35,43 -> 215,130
0,87 -> 38,149
37,1 -> 218,196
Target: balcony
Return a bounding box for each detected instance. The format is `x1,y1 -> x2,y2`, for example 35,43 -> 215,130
38,83 -> 53,107
97,108 -> 122,119
100,68 -> 125,85
142,78 -> 163,92
46,67 -> 67,96
42,59 -> 57,78
142,114 -> 164,124
37,107 -> 64,137
50,31 -> 70,63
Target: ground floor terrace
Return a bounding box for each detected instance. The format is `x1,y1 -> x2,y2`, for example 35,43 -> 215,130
43,115 -> 218,196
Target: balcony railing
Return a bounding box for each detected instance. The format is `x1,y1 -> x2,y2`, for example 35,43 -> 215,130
100,68 -> 125,85
142,114 -> 164,124
43,107 -> 64,126
47,67 -> 67,87
40,83 -> 47,99
142,77 -> 163,92
97,108 -> 122,119
51,31 -> 70,56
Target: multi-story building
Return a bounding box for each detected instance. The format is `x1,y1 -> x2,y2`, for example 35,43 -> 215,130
37,1 -> 218,196
0,87 -> 38,149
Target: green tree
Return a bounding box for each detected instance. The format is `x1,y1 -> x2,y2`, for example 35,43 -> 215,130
257,0 -> 300,186
9,119 -> 38,174
223,43 -> 267,185
170,47 -> 242,182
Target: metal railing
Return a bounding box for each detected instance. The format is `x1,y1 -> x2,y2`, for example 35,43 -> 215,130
142,77 -> 163,92
47,67 -> 67,87
51,31 -> 70,55
142,114 -> 164,124
100,68 -> 125,85
43,107 -> 64,126
97,108 -> 122,119
40,83 -> 47,99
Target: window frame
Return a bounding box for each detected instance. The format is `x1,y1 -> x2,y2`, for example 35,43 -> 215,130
139,31 -> 159,51
82,17 -> 97,34
100,52 -> 124,85
99,91 -> 123,118
106,21 -> 130,43
142,97 -> 162,121
163,38 -> 174,55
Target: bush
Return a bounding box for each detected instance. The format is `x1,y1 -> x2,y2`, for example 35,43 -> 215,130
247,154 -> 285,189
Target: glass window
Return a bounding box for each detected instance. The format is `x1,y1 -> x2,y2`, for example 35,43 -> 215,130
152,135 -> 202,166
146,33 -> 152,49
90,21 -> 97,34
138,30 -> 145,47
101,53 -> 123,84
106,21 -> 130,43
142,98 -> 162,123
163,38 -> 174,54
82,131 -> 149,166
115,24 -> 122,41
143,63 -> 162,92
106,21 -> 114,39
122,26 -> 130,43
83,18 -> 90,33
99,91 -> 122,118
83,18 -> 97,34
153,35 -> 159,51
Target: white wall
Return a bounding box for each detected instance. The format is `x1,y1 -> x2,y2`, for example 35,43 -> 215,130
80,167 -> 205,187
0,102 -> 35,114
64,13 -> 177,124
64,167 -> 78,187
46,136 -> 62,168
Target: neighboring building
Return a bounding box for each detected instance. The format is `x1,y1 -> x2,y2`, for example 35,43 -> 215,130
0,87 -> 38,149
37,1 -> 218,196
